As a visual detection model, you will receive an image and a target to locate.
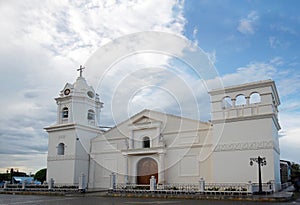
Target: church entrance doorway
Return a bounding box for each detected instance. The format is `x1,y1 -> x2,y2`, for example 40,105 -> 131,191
137,157 -> 158,185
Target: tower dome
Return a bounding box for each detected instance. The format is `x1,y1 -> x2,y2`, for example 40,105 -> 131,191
54,66 -> 103,126
74,76 -> 90,90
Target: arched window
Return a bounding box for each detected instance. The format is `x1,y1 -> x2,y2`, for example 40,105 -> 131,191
62,107 -> 68,118
250,92 -> 261,104
222,96 -> 232,109
235,94 -> 246,106
143,137 -> 150,148
87,109 -> 95,120
57,143 -> 65,155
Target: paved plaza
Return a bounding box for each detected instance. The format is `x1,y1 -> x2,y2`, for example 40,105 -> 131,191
0,194 -> 299,205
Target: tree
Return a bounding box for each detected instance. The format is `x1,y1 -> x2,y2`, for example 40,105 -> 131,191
291,163 -> 300,181
0,173 -> 10,182
34,168 -> 47,184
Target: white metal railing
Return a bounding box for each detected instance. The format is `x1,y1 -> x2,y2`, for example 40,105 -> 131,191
204,183 -> 249,193
252,183 -> 274,193
157,183 -> 198,191
1,183 -> 79,192
114,182 -> 252,195
5,184 -> 48,188
115,183 -> 150,190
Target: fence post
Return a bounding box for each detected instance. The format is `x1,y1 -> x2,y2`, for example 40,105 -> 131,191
199,177 -> 205,192
269,180 -> 276,193
150,176 -> 157,191
22,180 -> 26,190
4,181 -> 7,189
48,178 -> 54,190
110,172 -> 116,190
79,173 -> 86,192
247,181 -> 253,193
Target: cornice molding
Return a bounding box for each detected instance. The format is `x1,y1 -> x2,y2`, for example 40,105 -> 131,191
44,123 -> 102,133
47,154 -> 89,161
209,80 -> 274,95
214,140 -> 280,154
212,113 -> 281,130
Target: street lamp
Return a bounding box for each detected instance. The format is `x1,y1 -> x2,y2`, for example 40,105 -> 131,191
250,156 -> 267,194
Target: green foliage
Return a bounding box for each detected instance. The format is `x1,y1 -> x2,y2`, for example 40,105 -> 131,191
13,172 -> 27,177
291,163 -> 300,180
34,168 -> 47,183
0,170 -> 27,182
0,173 -> 10,182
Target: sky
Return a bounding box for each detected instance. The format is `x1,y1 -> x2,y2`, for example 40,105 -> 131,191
0,0 -> 299,174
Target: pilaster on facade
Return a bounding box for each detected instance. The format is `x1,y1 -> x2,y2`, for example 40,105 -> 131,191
158,152 -> 166,184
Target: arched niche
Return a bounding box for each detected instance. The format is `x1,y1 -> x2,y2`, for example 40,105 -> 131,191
250,92 -> 261,104
87,109 -> 95,120
62,107 -> 69,118
222,96 -> 232,109
235,94 -> 246,106
137,157 -> 158,185
143,136 -> 150,148
57,143 -> 65,155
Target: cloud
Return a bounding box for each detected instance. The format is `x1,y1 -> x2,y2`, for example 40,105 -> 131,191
218,60 -> 300,164
93,48 -> 300,165
237,11 -> 259,34
279,113 -> 300,164
83,31 -> 219,126
12,0 -> 185,64
205,50 -> 217,65
0,0 -> 186,173
269,36 -> 290,49
218,61 -> 276,87
92,51 -> 212,126
270,24 -> 297,36
1,0 -> 299,173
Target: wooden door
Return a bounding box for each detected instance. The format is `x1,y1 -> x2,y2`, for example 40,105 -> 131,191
137,158 -> 158,185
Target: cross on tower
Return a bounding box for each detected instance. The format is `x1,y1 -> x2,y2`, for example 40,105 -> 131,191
77,65 -> 85,77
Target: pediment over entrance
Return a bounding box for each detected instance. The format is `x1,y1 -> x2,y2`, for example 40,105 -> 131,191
132,116 -> 161,125
129,115 -> 162,132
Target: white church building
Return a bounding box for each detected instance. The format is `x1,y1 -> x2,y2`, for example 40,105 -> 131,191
45,71 -> 281,191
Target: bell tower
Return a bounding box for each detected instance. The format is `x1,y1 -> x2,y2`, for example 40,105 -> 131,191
209,80 -> 281,191
56,65 -> 103,126
45,66 -> 103,187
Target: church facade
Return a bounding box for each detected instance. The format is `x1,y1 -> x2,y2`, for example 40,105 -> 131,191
45,73 -> 281,191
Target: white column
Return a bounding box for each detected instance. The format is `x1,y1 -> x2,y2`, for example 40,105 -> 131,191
110,172 -> 116,189
247,181 -> 253,193
232,98 -> 236,107
79,173 -> 86,191
158,152 -> 165,184
22,181 -> 26,190
269,180 -> 276,192
48,178 -> 54,190
198,178 -> 205,192
246,96 -> 250,105
150,176 -> 157,191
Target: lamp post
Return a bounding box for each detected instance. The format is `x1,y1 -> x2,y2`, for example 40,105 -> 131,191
250,156 -> 267,194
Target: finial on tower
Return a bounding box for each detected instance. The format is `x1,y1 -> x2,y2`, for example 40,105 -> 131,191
77,65 -> 85,77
